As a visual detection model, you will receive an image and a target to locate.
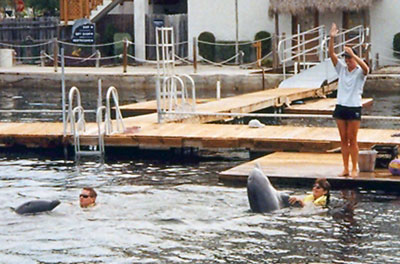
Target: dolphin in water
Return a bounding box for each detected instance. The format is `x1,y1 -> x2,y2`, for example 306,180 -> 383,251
13,200 -> 60,215
247,166 -> 290,213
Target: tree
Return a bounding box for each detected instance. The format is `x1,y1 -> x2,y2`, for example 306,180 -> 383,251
25,0 -> 58,16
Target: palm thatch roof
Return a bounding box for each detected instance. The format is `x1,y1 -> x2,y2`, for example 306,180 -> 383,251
269,0 -> 377,16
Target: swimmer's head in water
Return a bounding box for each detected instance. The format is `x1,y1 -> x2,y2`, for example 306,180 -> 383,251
312,178 -> 331,200
79,187 -> 97,208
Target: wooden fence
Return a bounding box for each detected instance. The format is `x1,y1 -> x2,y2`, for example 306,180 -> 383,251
59,0 -> 104,23
0,17 -> 59,63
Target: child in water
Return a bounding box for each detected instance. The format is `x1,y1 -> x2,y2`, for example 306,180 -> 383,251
289,178 -> 331,207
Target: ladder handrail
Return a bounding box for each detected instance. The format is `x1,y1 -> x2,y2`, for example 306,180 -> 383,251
96,105 -> 106,155
179,74 -> 196,112
105,86 -> 125,134
70,105 -> 86,155
162,75 -> 185,112
67,86 -> 85,134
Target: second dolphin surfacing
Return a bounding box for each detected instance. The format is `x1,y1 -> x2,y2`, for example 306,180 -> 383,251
247,166 -> 290,213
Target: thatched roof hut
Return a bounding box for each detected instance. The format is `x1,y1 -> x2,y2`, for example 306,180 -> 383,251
269,0 -> 378,16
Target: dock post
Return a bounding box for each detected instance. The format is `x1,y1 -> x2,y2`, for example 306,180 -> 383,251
123,38 -> 128,73
216,80 -> 221,100
375,53 -> 379,70
272,33 -> 278,71
96,50 -> 101,68
40,50 -> 45,67
193,37 -> 197,73
53,38 -> 58,73
61,48 -> 66,137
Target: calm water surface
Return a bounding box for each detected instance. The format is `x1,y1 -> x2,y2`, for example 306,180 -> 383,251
0,86 -> 399,263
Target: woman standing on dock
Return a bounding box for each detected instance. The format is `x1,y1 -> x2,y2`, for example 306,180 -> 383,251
329,23 -> 369,178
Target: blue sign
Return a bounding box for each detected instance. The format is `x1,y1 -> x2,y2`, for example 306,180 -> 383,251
71,19 -> 95,44
153,19 -> 164,28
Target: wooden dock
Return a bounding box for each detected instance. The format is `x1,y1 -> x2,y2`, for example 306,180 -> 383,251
1,121 -> 399,153
0,84 -> 398,156
219,152 -> 400,189
285,98 -> 374,114
118,85 -> 337,123
119,98 -> 215,116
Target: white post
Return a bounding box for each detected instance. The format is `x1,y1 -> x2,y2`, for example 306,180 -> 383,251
97,79 -> 102,109
216,80 -> 221,100
61,48 -> 66,137
234,0 -> 239,64
134,0 -> 149,61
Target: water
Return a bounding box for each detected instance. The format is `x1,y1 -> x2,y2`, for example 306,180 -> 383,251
0,86 -> 400,263
1,155 -> 400,263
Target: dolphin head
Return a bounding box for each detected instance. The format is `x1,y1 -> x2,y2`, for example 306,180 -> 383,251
49,200 -> 61,210
15,200 -> 61,215
247,166 -> 280,213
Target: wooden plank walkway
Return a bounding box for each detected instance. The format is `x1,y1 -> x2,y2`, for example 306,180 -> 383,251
219,152 -> 400,188
285,98 -> 374,114
2,121 -> 397,152
119,98 -> 215,116
118,85 -> 337,123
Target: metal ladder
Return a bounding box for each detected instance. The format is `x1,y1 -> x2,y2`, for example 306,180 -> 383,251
67,85 -> 125,159
155,27 -> 196,123
67,86 -> 104,158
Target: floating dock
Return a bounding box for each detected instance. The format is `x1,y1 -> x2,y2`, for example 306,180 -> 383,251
285,98 -> 374,114
0,85 -> 398,155
119,85 -> 337,122
0,121 -> 399,153
219,152 -> 400,189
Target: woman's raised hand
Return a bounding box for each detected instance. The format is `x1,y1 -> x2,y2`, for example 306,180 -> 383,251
330,23 -> 338,38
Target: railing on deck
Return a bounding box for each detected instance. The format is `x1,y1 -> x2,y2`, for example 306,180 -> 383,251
278,26 -> 325,79
59,0 -> 104,24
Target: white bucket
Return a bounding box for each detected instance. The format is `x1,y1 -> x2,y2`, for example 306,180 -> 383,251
358,150 -> 378,172
0,49 -> 14,68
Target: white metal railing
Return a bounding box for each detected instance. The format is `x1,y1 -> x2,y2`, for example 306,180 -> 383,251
67,86 -> 105,158
155,27 -> 197,123
67,86 -> 85,134
95,106 -> 106,155
70,105 -> 86,156
278,25 -> 326,79
321,25 -> 367,60
105,86 -> 125,134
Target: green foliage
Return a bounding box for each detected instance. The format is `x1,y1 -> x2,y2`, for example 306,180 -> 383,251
393,32 -> 400,58
254,31 -> 271,57
198,31 -> 215,61
214,41 -> 253,63
102,23 -> 117,56
114,32 -> 133,57
26,0 -> 59,16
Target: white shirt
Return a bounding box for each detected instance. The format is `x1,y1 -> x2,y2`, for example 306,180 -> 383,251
334,59 -> 367,107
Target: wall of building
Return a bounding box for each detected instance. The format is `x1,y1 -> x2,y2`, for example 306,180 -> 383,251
187,0 -> 274,59
370,0 -> 400,67
109,1 -> 134,15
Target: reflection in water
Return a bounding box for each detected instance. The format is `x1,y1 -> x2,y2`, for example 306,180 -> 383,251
0,155 -> 400,263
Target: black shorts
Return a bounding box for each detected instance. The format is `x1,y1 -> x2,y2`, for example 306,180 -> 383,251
332,104 -> 362,120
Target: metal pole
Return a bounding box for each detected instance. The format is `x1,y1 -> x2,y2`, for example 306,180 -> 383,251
123,38 -> 128,73
155,28 -> 162,123
61,48 -> 66,137
54,38 -> 58,72
193,37 -> 197,73
234,0 -> 239,64
97,79 -> 102,109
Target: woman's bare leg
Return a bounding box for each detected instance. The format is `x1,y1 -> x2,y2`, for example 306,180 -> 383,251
336,119 -> 349,176
347,120 -> 361,177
